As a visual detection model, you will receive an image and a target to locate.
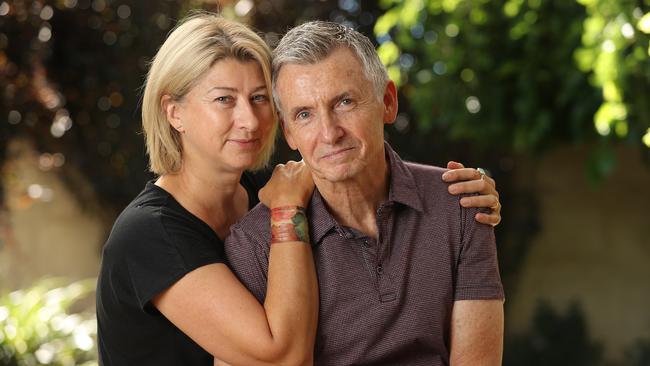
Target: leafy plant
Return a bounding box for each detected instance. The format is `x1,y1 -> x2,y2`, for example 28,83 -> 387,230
0,278 -> 97,366
373,0 -> 650,180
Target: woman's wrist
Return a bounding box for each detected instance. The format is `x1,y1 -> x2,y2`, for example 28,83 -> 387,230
270,206 -> 309,244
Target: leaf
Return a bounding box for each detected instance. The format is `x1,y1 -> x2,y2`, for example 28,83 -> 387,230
637,12 -> 650,34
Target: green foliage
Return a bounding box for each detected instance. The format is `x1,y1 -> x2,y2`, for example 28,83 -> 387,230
0,279 -> 97,366
374,0 -> 650,178
576,0 -> 650,148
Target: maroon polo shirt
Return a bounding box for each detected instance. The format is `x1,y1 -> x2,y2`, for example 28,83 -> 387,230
225,143 -> 504,366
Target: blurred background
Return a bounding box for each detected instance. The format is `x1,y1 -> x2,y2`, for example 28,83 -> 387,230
1,0 -> 649,364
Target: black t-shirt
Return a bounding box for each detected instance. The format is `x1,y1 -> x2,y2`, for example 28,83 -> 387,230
96,170 -> 270,365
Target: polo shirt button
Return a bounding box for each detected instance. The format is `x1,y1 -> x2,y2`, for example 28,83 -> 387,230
363,240 -> 370,248
376,265 -> 383,275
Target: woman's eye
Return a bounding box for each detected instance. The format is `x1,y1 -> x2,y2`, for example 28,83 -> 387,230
215,96 -> 233,103
251,94 -> 269,103
341,98 -> 352,105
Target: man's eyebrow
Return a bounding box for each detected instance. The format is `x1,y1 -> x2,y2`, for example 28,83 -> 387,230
287,91 -> 353,119
289,104 -> 310,119
329,92 -> 351,106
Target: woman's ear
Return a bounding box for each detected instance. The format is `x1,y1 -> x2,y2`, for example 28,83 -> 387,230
161,95 -> 185,133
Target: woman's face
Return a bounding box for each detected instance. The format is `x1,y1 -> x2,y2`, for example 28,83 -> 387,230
172,58 -> 274,172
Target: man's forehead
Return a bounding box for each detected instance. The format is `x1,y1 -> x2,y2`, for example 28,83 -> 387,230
279,48 -> 362,76
277,71 -> 360,109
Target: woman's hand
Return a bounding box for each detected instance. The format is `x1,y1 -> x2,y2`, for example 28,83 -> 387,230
259,160 -> 315,209
442,161 -> 501,226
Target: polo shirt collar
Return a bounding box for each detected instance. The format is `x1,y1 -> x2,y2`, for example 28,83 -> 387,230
306,141 -> 425,245
307,189 -> 339,245
384,142 -> 425,213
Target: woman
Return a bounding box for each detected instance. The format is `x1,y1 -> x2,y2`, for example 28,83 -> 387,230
96,12 -> 502,366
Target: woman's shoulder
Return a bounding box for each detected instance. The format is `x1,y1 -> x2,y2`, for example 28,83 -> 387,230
103,182 -> 172,253
102,180 -> 224,273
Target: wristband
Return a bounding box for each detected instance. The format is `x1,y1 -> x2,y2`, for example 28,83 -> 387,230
270,206 -> 309,244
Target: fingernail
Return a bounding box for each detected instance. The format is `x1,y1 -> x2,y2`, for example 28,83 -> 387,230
442,172 -> 451,181
460,197 -> 469,205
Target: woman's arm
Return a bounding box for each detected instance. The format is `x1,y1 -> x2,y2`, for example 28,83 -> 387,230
442,161 -> 502,226
153,162 -> 318,366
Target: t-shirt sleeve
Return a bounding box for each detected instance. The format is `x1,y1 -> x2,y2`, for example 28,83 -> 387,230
454,205 -> 505,301
118,205 -> 226,310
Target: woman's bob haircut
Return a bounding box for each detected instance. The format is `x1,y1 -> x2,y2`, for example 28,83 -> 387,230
142,12 -> 277,175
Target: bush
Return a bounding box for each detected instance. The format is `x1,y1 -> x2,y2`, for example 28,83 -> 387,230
0,278 -> 97,366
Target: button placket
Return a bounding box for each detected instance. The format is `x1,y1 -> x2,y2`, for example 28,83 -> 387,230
375,204 -> 397,302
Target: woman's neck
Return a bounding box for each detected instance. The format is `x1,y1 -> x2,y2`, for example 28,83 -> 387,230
156,164 -> 248,239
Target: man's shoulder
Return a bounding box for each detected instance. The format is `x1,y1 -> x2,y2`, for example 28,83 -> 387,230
391,159 -> 464,221
238,202 -> 271,225
226,203 -> 271,247
403,161 -> 447,177
402,161 -> 450,193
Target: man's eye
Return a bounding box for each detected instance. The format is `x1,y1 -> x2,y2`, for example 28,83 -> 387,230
338,98 -> 354,109
296,111 -> 311,120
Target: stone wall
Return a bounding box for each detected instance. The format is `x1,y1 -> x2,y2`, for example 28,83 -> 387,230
506,144 -> 650,361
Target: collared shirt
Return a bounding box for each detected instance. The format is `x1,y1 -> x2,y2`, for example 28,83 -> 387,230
225,143 -> 504,366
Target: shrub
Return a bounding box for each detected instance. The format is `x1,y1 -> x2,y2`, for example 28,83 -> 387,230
0,278 -> 97,366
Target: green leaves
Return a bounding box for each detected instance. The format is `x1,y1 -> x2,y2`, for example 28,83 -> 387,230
0,278 -> 97,366
374,0 -> 649,178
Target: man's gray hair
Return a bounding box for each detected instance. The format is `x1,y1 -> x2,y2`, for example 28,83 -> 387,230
272,21 -> 389,115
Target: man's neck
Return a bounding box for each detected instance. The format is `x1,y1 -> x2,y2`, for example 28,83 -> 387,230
315,157 -> 390,240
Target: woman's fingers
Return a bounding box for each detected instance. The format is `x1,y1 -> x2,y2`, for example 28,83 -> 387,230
259,160 -> 314,208
459,195 -> 501,226
475,211 -> 501,226
446,161 -> 465,170
443,163 -> 501,226
447,177 -> 497,196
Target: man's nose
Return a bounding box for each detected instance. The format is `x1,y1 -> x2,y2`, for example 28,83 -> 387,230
319,112 -> 344,144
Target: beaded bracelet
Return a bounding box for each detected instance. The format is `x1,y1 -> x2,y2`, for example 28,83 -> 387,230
270,206 -> 309,244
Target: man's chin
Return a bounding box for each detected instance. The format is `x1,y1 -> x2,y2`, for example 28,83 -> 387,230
314,165 -> 359,183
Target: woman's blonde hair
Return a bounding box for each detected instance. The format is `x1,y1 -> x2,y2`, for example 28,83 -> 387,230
142,12 -> 277,175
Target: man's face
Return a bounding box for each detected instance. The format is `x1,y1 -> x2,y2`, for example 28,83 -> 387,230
275,47 -> 397,183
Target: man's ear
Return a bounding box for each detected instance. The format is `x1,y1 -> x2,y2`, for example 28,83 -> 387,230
279,113 -> 298,150
161,95 -> 185,133
382,80 -> 399,125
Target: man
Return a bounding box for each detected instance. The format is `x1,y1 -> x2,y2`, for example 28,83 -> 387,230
226,21 -> 504,366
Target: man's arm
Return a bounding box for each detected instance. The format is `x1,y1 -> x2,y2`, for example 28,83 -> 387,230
449,299 -> 504,366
